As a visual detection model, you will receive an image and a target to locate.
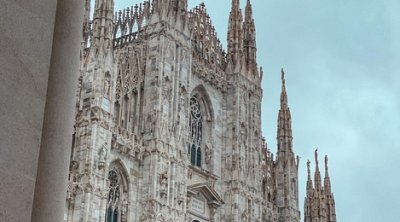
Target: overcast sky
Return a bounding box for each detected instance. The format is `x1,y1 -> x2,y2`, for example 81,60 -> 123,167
113,0 -> 400,221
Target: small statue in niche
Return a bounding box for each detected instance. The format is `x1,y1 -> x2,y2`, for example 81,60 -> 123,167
103,72 -> 111,97
115,76 -> 122,100
159,170 -> 168,198
98,143 -> 108,169
121,198 -> 128,219
70,160 -> 79,171
205,142 -> 212,164
160,171 -> 168,188
90,107 -> 98,121
145,112 -> 156,135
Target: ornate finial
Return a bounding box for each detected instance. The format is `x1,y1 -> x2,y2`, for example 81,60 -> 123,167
279,68 -> 289,110
245,0 -> 252,13
281,68 -> 287,92
324,155 -> 331,191
325,155 -> 329,175
315,148 -> 319,169
307,160 -> 311,176
232,0 -> 240,8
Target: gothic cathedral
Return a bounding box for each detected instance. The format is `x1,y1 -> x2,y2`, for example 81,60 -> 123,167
66,0 -> 336,222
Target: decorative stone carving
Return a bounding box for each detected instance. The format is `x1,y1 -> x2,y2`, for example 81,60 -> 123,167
98,143 -> 108,169
205,142 -> 212,164
159,171 -> 168,198
66,1 -> 336,222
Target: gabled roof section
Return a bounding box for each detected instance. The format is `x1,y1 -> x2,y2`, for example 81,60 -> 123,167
189,3 -> 226,69
187,182 -> 224,207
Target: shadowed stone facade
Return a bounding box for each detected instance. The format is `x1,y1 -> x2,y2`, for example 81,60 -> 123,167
65,0 -> 335,222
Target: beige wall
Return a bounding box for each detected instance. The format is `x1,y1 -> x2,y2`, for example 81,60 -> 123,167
0,0 -> 57,221
0,0 -> 87,221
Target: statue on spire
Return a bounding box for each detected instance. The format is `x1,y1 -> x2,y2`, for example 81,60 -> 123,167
315,148 -> 319,168
325,155 -> 329,173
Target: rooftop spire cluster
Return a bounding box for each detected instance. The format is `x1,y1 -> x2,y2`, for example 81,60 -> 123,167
277,69 -> 292,147
78,2 -> 337,221
190,2 -> 226,69
226,0 -> 259,80
304,149 -> 336,222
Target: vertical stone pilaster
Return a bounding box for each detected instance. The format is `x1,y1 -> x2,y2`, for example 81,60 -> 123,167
31,0 -> 85,222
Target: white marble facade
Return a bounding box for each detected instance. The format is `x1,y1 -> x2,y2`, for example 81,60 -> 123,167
65,1 -> 306,221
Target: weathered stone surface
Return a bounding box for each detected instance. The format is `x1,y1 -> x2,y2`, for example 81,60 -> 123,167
65,1 -> 334,222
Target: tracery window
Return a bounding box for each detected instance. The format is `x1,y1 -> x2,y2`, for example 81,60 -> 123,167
191,145 -> 197,166
189,97 -> 203,167
106,170 -> 120,222
196,148 -> 202,167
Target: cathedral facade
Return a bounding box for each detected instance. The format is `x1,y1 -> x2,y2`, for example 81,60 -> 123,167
65,0 -> 335,222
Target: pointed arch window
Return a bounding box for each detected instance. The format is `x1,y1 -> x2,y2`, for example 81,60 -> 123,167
189,97 -> 203,167
106,170 -> 120,222
196,148 -> 202,167
191,145 -> 197,165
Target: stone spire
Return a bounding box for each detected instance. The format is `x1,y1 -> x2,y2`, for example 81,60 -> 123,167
280,68 -> 288,109
227,0 -> 244,65
314,149 -> 322,191
275,69 -> 301,221
91,0 -> 114,51
82,0 -> 91,48
277,69 -> 292,148
243,0 -> 257,73
306,160 -> 313,196
324,155 -> 331,194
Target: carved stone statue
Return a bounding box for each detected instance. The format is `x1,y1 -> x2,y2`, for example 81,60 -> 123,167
104,75 -> 111,97
98,143 -> 108,169
205,142 -> 212,164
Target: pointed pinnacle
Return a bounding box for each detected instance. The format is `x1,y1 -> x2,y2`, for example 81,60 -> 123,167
245,0 -> 253,17
325,155 -> 329,177
232,0 -> 240,9
280,68 -> 288,109
315,148 -> 319,171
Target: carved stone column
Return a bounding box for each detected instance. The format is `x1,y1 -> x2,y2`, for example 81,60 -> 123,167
31,0 -> 84,221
